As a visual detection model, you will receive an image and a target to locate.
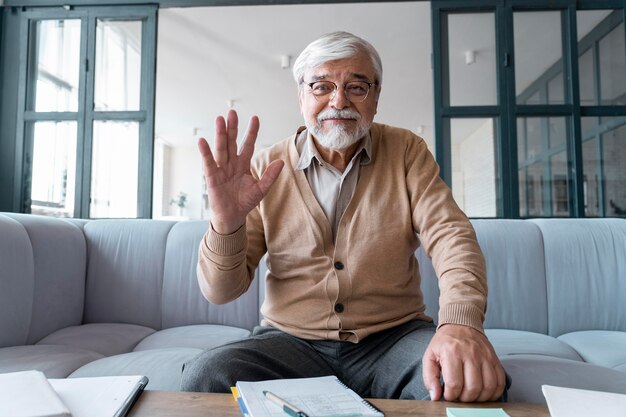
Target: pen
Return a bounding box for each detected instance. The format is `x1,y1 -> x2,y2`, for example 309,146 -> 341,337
263,390 -> 310,417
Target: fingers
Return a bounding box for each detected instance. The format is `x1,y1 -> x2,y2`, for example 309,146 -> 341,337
213,115 -> 229,167
198,137 -> 218,177
239,115 -> 260,168
226,109 -> 239,161
257,160 -> 285,196
441,355 -> 464,401
422,349 -> 443,401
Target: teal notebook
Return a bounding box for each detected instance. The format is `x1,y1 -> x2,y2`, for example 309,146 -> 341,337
446,408 -> 510,417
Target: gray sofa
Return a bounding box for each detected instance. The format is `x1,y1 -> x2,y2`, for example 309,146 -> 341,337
1,213 -> 625,403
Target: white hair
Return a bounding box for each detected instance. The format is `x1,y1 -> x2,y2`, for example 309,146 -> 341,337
292,31 -> 383,86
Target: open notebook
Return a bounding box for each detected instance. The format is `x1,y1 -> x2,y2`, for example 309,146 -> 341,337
235,375 -> 384,417
0,370 -> 148,417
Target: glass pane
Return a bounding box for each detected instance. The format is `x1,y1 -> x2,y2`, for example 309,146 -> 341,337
32,20 -> 81,112
94,20 -> 142,111
30,121 -> 77,217
577,11 -> 626,106
578,48 -> 596,105
515,11 -> 566,105
518,117 -> 570,217
550,151 -> 570,216
447,13 -> 497,106
90,121 -> 139,218
450,118 -> 498,217
599,22 -> 626,105
582,117 -> 626,218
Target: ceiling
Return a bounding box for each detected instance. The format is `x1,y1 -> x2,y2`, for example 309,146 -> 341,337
154,3 -> 612,150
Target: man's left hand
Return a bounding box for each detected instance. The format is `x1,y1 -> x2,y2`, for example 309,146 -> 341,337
422,324 -> 506,402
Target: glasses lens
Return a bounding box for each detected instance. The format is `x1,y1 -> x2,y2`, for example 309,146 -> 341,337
310,81 -> 336,98
307,81 -> 372,102
345,82 -> 370,102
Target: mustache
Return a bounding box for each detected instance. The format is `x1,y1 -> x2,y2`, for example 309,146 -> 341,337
317,109 -> 362,123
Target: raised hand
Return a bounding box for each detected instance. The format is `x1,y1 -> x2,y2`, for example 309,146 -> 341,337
199,109 -> 284,235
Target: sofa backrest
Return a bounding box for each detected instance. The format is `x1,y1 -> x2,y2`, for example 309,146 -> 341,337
161,221 -> 260,330
82,219 -> 260,331
529,218 -> 626,336
0,213 -> 86,347
419,219 -> 549,334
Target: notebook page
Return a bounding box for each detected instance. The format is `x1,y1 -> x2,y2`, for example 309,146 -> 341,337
236,375 -> 383,417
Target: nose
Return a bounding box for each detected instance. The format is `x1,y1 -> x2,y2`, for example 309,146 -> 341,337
329,86 -> 351,109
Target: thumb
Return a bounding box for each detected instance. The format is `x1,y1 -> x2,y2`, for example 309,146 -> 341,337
422,350 -> 443,401
257,159 -> 285,196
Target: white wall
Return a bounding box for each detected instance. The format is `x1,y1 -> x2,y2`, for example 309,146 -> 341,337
164,143 -> 205,219
452,119 -> 497,217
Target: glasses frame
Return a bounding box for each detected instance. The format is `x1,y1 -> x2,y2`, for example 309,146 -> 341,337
304,80 -> 379,103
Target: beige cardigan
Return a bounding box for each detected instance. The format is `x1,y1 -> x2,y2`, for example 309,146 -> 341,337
198,123 -> 487,342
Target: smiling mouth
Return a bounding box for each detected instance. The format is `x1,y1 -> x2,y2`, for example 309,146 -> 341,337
321,118 -> 356,123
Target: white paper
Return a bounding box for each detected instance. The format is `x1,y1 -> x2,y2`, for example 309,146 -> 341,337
0,370 -> 71,417
49,375 -> 147,417
542,385 -> 626,417
236,375 -> 383,417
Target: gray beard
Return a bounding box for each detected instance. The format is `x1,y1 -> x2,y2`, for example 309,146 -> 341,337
307,121 -> 370,150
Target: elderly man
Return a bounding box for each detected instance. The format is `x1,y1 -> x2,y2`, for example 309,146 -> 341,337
181,31 -> 507,402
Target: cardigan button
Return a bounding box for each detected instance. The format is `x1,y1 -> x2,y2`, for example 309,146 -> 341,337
334,261 -> 344,270
334,303 -> 345,313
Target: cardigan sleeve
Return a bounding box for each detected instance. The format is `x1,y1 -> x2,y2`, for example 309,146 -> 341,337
196,203 -> 267,304
405,133 -> 488,333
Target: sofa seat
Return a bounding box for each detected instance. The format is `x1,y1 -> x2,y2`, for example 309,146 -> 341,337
59,324 -> 250,390
37,323 -> 156,357
69,348 -> 202,391
485,329 -> 582,361
558,331 -> 626,372
500,354 -> 626,404
133,324 -> 251,351
0,345 -> 104,378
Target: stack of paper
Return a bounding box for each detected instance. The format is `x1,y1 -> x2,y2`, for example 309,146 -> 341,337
0,370 -> 71,417
0,370 -> 148,417
542,385 -> 626,417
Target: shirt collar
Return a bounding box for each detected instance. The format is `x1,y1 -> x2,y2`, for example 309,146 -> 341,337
295,129 -> 372,171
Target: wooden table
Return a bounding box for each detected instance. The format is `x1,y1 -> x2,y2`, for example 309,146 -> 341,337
127,391 -> 550,417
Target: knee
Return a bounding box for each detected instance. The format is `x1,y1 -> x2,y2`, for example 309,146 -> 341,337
180,348 -> 236,392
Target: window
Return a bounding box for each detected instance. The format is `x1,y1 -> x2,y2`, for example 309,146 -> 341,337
15,6 -> 156,218
433,1 -> 626,218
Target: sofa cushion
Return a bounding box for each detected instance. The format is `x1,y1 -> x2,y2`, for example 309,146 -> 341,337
133,324 -> 250,351
0,215 -> 34,347
500,354 -> 626,404
37,323 -> 156,357
83,220 -> 175,329
2,214 -> 87,345
420,220 -> 548,333
530,219 -> 626,337
161,221 -> 261,330
69,348 -> 202,391
0,345 -> 104,378
485,329 -> 582,361
558,330 -> 626,371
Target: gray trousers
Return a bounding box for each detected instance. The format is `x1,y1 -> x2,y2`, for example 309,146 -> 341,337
180,319 -> 437,399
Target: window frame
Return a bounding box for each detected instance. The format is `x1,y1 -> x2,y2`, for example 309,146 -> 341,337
432,0 -> 626,218
13,5 -> 157,218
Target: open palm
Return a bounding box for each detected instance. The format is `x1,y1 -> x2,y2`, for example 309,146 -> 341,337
199,110 -> 284,235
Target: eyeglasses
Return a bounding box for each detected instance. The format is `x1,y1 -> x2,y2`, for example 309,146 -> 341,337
304,80 -> 378,103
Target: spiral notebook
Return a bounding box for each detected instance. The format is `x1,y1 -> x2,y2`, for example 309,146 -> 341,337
235,375 -> 384,417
